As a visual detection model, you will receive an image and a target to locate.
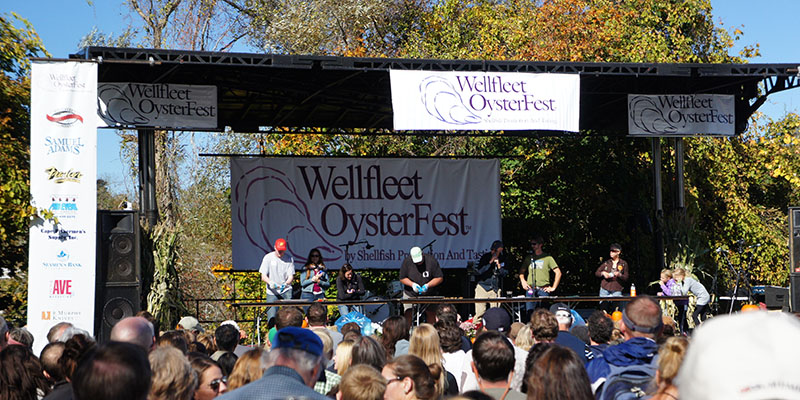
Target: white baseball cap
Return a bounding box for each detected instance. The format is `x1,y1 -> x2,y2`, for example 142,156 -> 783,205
410,247 -> 423,263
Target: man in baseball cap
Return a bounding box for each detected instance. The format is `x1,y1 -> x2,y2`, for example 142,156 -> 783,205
399,246 -> 443,325
549,303 -> 590,363
258,238 -> 295,327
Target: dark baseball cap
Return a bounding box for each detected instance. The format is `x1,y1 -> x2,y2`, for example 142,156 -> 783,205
483,308 -> 511,333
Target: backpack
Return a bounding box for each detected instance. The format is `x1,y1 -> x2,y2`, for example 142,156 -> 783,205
596,359 -> 657,400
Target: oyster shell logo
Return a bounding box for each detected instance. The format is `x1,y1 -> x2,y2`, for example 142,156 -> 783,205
46,109 -> 84,127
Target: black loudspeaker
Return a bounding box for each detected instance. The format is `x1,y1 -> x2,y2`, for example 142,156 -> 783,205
790,273 -> 800,313
96,210 -> 141,343
764,286 -> 789,310
790,207 -> 800,272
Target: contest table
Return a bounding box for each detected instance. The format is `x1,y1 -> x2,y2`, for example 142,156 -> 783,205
232,295 -> 689,343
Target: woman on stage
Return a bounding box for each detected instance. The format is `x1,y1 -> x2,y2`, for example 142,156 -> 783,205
337,263 -> 365,316
300,248 -> 330,307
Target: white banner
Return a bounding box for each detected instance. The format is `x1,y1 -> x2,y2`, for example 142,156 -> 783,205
28,61 -> 98,354
390,70 -> 580,132
97,82 -> 217,129
628,94 -> 735,136
231,158 -> 501,270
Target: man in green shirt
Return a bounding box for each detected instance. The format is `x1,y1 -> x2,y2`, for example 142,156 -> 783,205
518,236 -> 562,320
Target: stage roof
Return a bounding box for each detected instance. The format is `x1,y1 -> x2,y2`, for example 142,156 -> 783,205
72,46 -> 800,135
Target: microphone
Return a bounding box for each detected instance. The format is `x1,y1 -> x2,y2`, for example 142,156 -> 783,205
714,247 -> 724,253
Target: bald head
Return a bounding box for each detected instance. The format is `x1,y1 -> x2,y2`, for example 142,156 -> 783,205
110,317 -> 155,351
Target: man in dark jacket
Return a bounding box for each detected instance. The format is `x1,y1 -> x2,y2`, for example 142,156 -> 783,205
473,240 -> 508,326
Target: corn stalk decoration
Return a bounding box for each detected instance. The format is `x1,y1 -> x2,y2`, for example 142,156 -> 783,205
145,222 -> 188,329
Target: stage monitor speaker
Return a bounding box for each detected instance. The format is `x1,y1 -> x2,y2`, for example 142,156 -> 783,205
791,207 -> 800,272
764,286 -> 789,310
96,210 -> 141,343
790,272 -> 800,313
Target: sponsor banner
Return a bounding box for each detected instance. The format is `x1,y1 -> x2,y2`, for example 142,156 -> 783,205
390,70 -> 580,132
28,61 -> 97,355
628,94 -> 735,136
231,158 -> 501,270
98,82 -> 217,129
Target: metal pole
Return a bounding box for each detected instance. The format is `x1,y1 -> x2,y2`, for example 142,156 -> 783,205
652,138 -> 665,270
676,138 -> 685,211
138,129 -> 158,226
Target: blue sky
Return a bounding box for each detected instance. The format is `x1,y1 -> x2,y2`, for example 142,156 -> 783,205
4,0 -> 799,194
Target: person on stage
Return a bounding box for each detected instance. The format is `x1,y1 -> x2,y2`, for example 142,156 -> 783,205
259,238 -> 295,326
518,236 -> 561,319
595,243 -> 629,298
336,263 -> 366,316
300,248 -> 330,309
399,246 -> 443,324
473,240 -> 508,326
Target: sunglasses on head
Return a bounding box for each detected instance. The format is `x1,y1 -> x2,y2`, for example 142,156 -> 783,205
210,376 -> 227,392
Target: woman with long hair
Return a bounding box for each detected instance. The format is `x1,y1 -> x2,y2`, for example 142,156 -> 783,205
227,348 -> 266,391
301,248 -> 330,306
382,354 -> 442,400
149,346 -> 198,400
650,337 -> 689,400
381,316 -> 410,358
190,356 -> 228,400
0,345 -> 51,400
525,345 -> 593,400
335,340 -> 355,376
408,323 -> 457,396
336,263 -> 365,316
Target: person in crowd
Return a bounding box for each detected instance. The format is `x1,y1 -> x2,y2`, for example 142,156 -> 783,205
520,342 -> 555,393
40,342 -> 66,385
306,303 -> 342,352
275,306 -> 304,331
525,345 -> 594,400
9,327 -> 34,350
219,320 -> 252,357
189,341 -> 208,354
518,236 -> 561,319
46,322 -> 73,343
191,355 -> 228,400
462,308 -> 528,393
227,348 -> 266,391
0,316 -> 9,350
453,391 -> 495,400
672,267 -> 710,333
549,303 -> 590,363
301,248 -> 330,307
0,344 -> 51,399
197,333 -> 216,355
351,335 -> 387,372
399,246 -> 444,324
212,324 -> 239,361
513,324 -> 534,351
217,326 -> 328,400
136,311 -> 160,340
381,316 -> 410,358
177,316 -> 204,342
43,333 -> 95,400
529,309 -> 558,344
676,311 -> 800,399
342,330 -> 361,344
595,243 -> 629,300
110,316 -> 156,352
157,330 -> 189,354
334,340 -> 355,377
382,354 -> 442,400
586,310 -> 614,360
435,320 -> 468,392
259,237 -> 295,326
217,352 -> 238,377
508,322 -> 525,343
336,364 -> 387,400
473,240 -> 508,326
340,322 -> 362,337
148,346 -> 197,400
470,330 -> 526,400
649,336 -> 688,400
72,342 -> 151,400
435,304 -> 470,352
311,327 -> 341,395
336,263 -> 366,316
409,323 -> 457,396
586,296 -> 662,398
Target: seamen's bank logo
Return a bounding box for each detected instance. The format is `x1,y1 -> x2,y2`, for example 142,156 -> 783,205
46,109 -> 84,127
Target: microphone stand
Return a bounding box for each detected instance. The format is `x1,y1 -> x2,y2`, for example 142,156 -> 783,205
338,240 -> 373,264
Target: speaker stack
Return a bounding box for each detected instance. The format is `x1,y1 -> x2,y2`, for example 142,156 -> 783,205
790,207 -> 800,312
96,210 -> 141,343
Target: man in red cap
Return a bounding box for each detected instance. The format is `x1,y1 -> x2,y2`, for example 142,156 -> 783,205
259,238 -> 295,326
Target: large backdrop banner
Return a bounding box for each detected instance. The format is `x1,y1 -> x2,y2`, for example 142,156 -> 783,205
28,61 -> 98,354
390,70 -> 580,132
231,158 -> 502,270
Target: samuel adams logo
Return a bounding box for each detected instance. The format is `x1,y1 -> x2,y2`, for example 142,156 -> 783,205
45,167 -> 83,184
46,109 -> 84,127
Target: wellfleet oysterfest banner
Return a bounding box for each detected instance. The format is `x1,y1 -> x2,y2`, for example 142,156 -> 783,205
230,158 -> 502,270
28,61 -> 98,354
390,70 -> 580,132
628,94 -> 735,136
97,82 -> 217,129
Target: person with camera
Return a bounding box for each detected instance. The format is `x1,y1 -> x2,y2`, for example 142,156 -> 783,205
473,240 -> 508,326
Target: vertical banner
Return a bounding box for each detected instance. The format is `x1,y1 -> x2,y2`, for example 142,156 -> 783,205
231,158 -> 502,270
28,61 -> 97,354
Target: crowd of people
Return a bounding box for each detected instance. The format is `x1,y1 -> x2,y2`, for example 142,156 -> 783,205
3,294 -> 800,400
